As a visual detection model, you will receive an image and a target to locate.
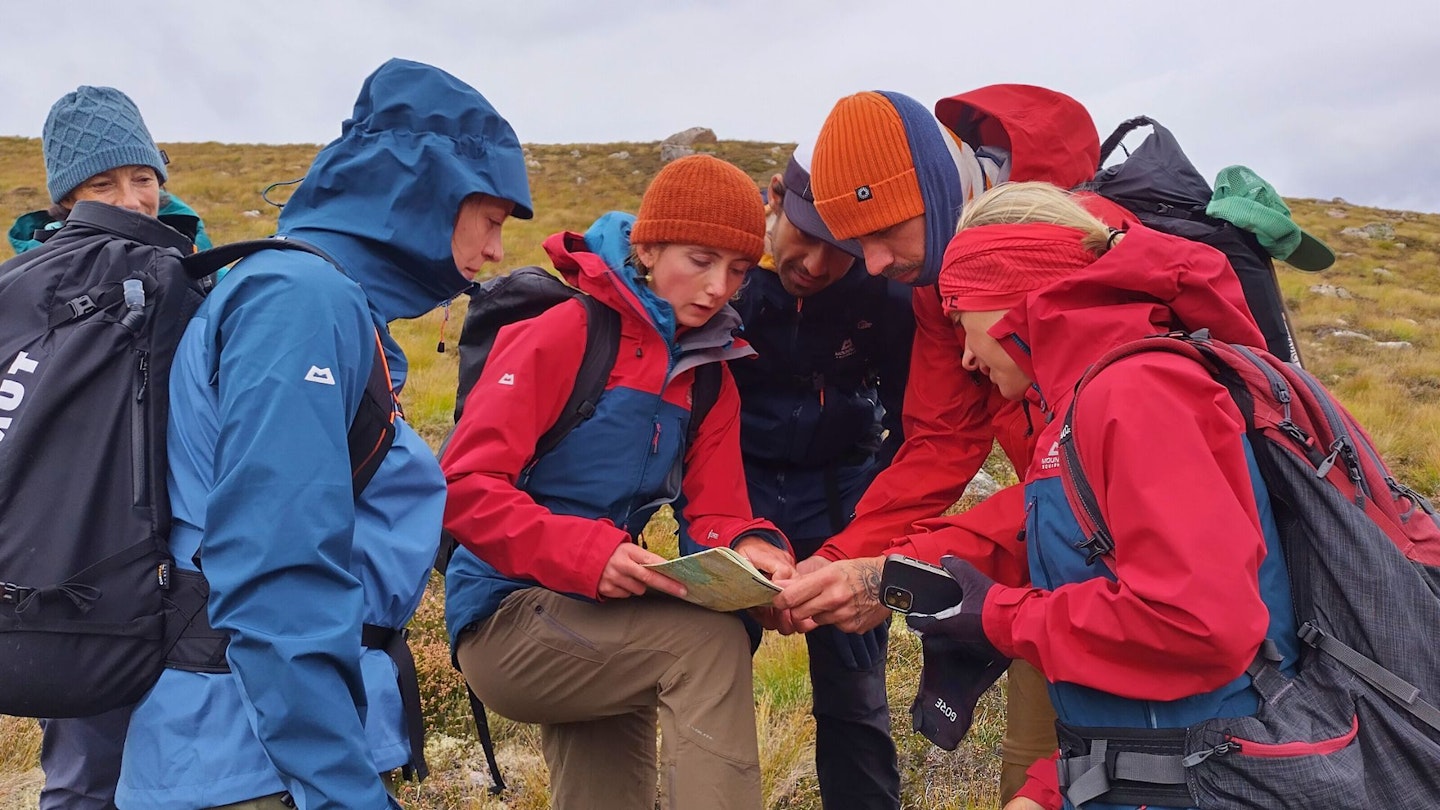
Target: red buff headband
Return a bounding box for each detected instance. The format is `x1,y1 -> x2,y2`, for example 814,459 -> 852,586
939,223 -> 1097,314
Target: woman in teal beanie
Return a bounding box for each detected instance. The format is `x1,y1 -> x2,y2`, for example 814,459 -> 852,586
24,84 -> 211,810
7,85 -> 211,256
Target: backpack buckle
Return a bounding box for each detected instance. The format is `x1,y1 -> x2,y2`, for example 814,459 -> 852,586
1,582 -> 34,604
66,295 -> 98,320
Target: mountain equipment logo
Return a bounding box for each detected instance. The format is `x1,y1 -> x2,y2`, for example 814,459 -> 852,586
856,319 -> 873,330
304,366 -> 336,385
1041,441 -> 1061,471
498,373 -> 516,386
855,185 -> 874,202
834,338 -> 857,360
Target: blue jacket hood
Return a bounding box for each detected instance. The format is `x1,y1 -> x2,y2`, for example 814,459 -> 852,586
277,58 -> 533,321
583,211 -> 678,345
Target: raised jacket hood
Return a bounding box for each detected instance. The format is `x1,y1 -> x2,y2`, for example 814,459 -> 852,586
995,227 -> 1266,413
935,84 -> 1100,189
277,58 -> 533,322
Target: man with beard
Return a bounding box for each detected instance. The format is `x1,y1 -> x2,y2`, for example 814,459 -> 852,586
727,143 -> 912,809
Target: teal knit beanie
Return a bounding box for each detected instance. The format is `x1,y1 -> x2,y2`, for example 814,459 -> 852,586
43,86 -> 168,203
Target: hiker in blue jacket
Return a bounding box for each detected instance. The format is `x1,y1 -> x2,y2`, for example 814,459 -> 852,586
113,59 -> 533,810
723,146 -> 913,809
19,84 -> 213,810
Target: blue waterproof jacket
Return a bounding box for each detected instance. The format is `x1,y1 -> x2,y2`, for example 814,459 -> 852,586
116,58 -> 532,810
7,192 -> 212,255
725,264 -> 912,545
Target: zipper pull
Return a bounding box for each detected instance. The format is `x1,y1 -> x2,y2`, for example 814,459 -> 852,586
136,352 -> 150,403
1315,439 -> 1345,478
1181,740 -> 1240,767
436,300 -> 450,353
651,422 -> 661,455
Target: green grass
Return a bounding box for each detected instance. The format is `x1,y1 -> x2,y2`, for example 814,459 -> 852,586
3,139 -> 1439,809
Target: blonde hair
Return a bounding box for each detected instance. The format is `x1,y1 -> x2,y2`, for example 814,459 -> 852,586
958,181 -> 1116,256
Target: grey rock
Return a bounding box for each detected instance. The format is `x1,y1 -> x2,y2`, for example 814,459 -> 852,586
1326,329 -> 1373,342
660,142 -> 695,163
241,210 -> 262,218
526,159 -> 542,169
962,470 -> 1001,503
1376,341 -> 1413,350
575,175 -> 586,185
664,127 -> 718,146
1309,284 -> 1353,299
570,149 -> 581,158
1372,267 -> 1393,276
608,150 -> 631,160
1326,208 -> 1348,218
762,158 -> 778,166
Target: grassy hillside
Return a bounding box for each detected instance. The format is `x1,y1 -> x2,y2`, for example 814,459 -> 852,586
2,136 -> 1437,808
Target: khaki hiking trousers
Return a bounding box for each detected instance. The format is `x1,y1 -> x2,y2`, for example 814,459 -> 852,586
458,587 -> 763,810
1000,659 -> 1060,803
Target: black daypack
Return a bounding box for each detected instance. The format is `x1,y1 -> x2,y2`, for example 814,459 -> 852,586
1085,117 -> 1306,365
0,202 -> 396,719
437,264 -> 723,793
1054,331 -> 1440,808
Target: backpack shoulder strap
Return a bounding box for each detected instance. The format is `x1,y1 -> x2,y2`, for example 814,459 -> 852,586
533,294 -> 621,460
1058,333 -> 1247,563
686,362 -> 724,448
179,236 -> 339,280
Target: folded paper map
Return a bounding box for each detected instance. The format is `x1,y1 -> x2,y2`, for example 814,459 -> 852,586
644,546 -> 781,612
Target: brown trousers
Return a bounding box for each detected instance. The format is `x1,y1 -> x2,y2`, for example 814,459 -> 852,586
457,588 -> 763,810
999,659 -> 1059,802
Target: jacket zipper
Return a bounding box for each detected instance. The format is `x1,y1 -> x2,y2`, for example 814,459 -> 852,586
132,350 -> 150,507
1229,714 -> 1359,758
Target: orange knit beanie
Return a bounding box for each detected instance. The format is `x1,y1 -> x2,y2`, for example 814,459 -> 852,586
810,92 -> 926,241
631,155 -> 766,263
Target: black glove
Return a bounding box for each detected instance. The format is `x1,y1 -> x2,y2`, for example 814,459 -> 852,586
904,555 -> 1008,750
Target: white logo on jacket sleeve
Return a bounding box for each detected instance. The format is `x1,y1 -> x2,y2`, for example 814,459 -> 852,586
498,372 -> 516,386
304,366 -> 336,385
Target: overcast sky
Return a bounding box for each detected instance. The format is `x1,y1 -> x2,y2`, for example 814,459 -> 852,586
4,0 -> 1437,212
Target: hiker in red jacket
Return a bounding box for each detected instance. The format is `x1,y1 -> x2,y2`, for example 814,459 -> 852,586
768,85 -> 1132,803
927,180 -> 1298,810
442,155 -> 794,810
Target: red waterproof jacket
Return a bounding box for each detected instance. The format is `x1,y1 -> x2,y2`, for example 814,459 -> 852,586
818,85 -> 1131,563
442,226 -> 786,633
977,229 -> 1298,806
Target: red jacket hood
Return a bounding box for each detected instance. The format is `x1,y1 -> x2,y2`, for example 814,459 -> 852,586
935,84 -> 1099,189
544,230 -> 648,317
994,227 -> 1266,414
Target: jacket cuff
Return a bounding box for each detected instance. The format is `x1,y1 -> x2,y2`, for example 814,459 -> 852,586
981,583 -> 1037,658
1015,752 -> 1063,810
730,526 -> 789,554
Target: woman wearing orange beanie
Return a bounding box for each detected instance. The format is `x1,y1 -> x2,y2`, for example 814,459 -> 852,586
442,155 -> 795,810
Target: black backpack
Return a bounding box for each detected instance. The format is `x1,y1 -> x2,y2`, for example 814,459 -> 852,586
1054,331 -> 1440,808
1084,117 -> 1305,365
0,202 -> 396,719
438,265 -> 723,794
